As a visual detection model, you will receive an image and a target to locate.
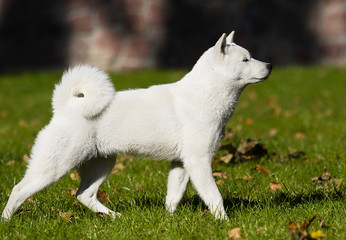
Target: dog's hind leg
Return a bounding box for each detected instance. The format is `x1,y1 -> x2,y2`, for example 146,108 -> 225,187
2,155 -> 78,220
76,156 -> 119,218
165,161 -> 190,213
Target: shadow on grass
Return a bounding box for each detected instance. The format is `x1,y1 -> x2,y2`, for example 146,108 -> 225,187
223,190 -> 344,213
115,189 -> 344,214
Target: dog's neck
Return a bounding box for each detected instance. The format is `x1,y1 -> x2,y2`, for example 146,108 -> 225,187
179,49 -> 246,124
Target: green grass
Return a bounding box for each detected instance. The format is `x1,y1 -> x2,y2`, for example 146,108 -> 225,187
0,66 -> 345,239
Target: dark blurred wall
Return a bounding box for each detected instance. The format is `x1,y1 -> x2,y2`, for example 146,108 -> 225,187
0,0 -> 345,71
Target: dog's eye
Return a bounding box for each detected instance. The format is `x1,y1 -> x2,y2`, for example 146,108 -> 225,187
243,58 -> 249,62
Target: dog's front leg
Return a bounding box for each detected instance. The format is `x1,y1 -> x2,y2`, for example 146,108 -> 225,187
165,161 -> 190,213
183,157 -> 228,220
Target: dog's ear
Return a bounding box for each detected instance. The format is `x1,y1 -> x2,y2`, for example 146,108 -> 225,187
226,31 -> 235,43
214,33 -> 227,57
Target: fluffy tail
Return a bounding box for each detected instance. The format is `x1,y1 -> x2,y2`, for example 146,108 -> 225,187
52,65 -> 115,118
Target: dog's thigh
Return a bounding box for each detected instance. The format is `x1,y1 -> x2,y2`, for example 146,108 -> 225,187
76,156 -> 119,217
165,161 -> 190,213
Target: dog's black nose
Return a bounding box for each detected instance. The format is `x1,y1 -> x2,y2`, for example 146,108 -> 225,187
267,63 -> 273,71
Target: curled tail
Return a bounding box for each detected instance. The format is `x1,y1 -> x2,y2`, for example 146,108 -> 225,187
52,65 -> 115,118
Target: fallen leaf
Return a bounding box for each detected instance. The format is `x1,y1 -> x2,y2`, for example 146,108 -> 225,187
287,222 -> 298,231
247,90 -> 257,100
114,162 -> 126,171
269,182 -> 282,192
243,175 -> 254,181
26,197 -> 35,204
18,119 -> 28,127
287,215 -> 326,240
213,171 -> 229,179
70,188 -> 78,197
218,139 -> 268,163
237,139 -> 268,160
324,109 -> 332,116
23,154 -> 30,164
269,128 -> 278,137
58,210 -> 73,222
311,166 -> 342,187
97,190 -> 109,204
202,209 -> 211,216
245,118 -> 254,125
216,179 -> 225,185
228,227 -> 242,240
6,160 -> 16,166
70,172 -> 80,181
274,106 -> 282,116
228,227 -> 249,240
287,149 -> 306,160
1,110 -> 8,118
223,129 -> 236,141
310,230 -> 326,239
255,164 -> 270,175
301,215 -> 316,233
220,153 -> 234,164
293,132 -> 306,139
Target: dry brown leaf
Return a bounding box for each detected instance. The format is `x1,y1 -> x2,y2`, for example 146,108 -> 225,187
213,171 -> 229,179
269,128 -> 278,137
23,154 -> 30,164
245,118 -> 254,125
237,139 -> 268,160
1,110 -> 8,118
202,209 -> 211,216
287,222 -> 298,231
287,215 -> 327,240
311,166 -> 342,187
26,197 -> 35,204
6,160 -> 16,167
324,109 -> 332,116
228,227 -> 249,240
293,132 -> 306,139
228,227 -> 242,240
216,179 -> 225,185
220,153 -> 234,164
247,90 -> 257,100
97,190 -> 109,204
255,164 -> 270,175
269,182 -> 282,192
70,172 -> 80,181
111,168 -> 118,175
114,162 -> 126,171
18,119 -> 28,127
274,106 -> 282,116
288,149 -> 306,160
58,210 -> 73,222
243,175 -> 254,181
70,188 -> 78,197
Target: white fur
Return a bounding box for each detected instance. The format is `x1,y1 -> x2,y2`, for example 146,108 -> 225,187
2,32 -> 272,221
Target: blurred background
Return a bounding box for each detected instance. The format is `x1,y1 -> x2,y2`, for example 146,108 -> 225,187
0,0 -> 345,72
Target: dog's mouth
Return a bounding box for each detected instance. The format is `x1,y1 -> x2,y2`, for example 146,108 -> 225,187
252,76 -> 269,82
253,64 -> 272,82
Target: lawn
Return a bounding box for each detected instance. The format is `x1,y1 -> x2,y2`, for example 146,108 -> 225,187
0,66 -> 345,239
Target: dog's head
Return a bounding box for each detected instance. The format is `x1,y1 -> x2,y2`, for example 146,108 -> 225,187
213,32 -> 272,85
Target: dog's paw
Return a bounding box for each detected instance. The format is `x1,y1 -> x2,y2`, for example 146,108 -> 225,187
109,210 -> 121,219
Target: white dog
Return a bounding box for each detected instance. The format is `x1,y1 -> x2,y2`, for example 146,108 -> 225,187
2,32 -> 272,220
